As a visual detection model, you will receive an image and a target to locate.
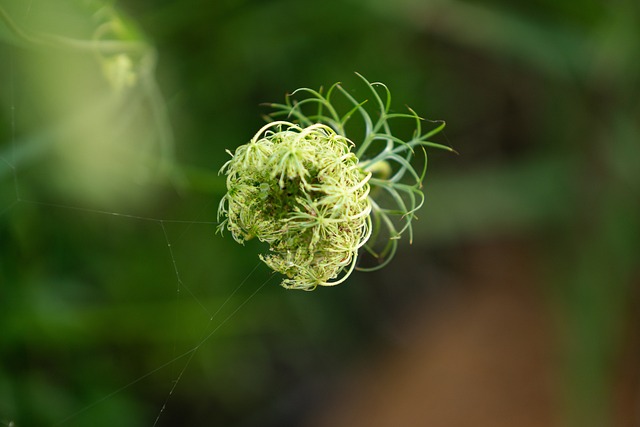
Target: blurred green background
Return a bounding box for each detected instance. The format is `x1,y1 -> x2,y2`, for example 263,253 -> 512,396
1,0 -> 639,426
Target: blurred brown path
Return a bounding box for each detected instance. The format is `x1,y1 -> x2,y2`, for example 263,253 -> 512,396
308,239 -> 560,427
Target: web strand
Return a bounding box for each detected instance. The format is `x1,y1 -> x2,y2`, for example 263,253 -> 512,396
18,199 -> 218,224
160,220 -> 213,317
52,257 -> 271,426
7,199 -> 270,426
0,46 -> 20,216
152,264 -> 272,426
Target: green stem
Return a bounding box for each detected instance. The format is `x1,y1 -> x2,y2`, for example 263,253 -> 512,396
0,5 -> 147,54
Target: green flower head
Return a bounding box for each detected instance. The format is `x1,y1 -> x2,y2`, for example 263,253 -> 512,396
218,74 -> 450,291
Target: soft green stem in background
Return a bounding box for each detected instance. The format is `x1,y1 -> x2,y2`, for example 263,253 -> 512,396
0,2 -> 175,185
0,5 -> 147,54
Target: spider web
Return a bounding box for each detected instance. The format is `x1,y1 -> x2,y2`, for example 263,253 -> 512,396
0,99 -> 274,427
0,11 -> 280,427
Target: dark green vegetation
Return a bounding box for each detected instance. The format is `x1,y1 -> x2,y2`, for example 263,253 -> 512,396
1,0 -> 638,426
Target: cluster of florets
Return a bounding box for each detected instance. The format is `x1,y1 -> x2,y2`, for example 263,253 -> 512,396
217,121 -> 372,291
218,75 -> 450,290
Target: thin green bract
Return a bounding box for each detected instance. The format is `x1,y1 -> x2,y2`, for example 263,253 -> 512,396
217,74 -> 451,291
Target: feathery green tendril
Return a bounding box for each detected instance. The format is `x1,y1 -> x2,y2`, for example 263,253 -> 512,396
218,74 -> 451,290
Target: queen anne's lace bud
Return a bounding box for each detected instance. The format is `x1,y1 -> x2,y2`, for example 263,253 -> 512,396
218,74 -> 451,291
218,122 -> 372,291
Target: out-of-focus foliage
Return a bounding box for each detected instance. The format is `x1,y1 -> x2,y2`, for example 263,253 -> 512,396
1,0 -> 638,426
